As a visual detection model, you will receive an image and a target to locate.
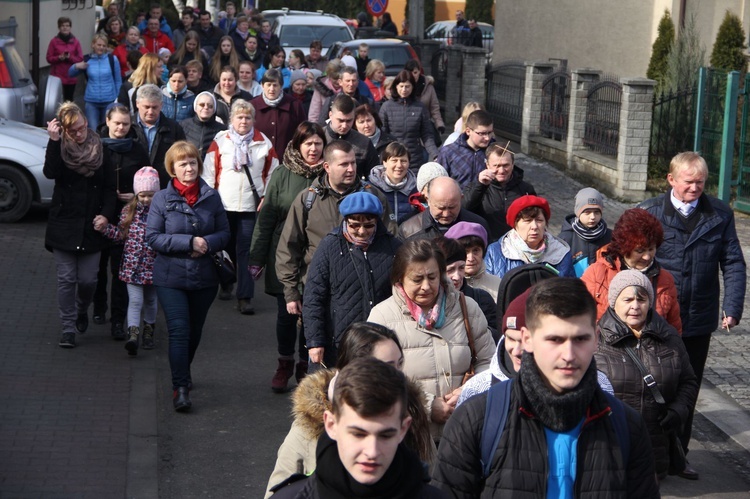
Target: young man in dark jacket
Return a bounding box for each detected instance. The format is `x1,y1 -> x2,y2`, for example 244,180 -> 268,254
271,358 -> 446,498
324,94 -> 380,179
437,110 -> 495,189
433,278 -> 660,498
639,151 -> 746,479
463,143 -> 536,243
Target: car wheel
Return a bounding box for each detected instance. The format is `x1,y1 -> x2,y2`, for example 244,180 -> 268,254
0,163 -> 33,223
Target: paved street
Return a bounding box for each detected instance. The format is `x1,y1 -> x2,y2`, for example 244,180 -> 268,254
1,154 -> 750,497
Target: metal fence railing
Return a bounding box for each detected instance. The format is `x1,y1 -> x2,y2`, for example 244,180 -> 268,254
649,86 -> 697,177
583,77 -> 622,156
431,48 -> 449,102
486,61 -> 526,139
540,70 -> 571,141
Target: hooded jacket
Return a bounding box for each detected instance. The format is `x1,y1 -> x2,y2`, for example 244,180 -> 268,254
484,231 -> 574,278
415,75 -> 445,130
368,165 -> 419,225
595,307 -> 699,475
558,214 -> 612,277
379,96 -> 438,168
161,85 -> 195,122
264,369 -> 437,498
367,283 -> 495,439
463,166 -> 537,243
639,192 -> 746,336
581,247 -> 682,333
308,76 -> 337,123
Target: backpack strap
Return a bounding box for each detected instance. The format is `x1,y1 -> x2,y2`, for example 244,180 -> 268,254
303,187 -> 318,213
108,54 -> 116,83
480,379 -> 513,478
603,391 -> 630,466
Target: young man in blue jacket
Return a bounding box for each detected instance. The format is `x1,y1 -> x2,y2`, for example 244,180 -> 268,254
433,278 -> 659,498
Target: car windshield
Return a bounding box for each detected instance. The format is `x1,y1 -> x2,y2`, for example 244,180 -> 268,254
279,25 -> 351,47
0,43 -> 32,88
367,46 -> 412,69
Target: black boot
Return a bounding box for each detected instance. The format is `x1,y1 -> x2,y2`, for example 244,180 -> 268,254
111,321 -> 126,341
141,323 -> 155,350
173,387 -> 192,412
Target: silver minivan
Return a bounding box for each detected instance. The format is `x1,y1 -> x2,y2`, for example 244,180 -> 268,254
0,36 -> 38,125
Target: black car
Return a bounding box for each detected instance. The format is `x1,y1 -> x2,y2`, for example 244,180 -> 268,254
326,38 -> 419,76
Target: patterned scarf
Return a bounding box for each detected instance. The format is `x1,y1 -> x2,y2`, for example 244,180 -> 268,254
282,141 -> 324,178
396,283 -> 447,330
227,125 -> 254,172
571,218 -> 608,242
61,132 -> 103,177
341,219 -> 376,250
507,229 -> 548,263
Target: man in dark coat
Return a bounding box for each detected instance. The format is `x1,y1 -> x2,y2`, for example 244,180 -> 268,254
399,176 -> 490,241
467,19 -> 484,48
639,151 -> 746,479
193,10 -> 224,58
323,94 -> 380,179
433,278 -> 660,498
132,84 -> 187,187
463,144 -> 536,242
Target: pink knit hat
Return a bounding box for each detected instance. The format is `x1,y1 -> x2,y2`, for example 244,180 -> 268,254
133,166 -> 160,195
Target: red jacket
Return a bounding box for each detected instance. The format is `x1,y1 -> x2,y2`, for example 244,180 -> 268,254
582,245 -> 683,333
112,44 -> 147,77
142,31 -> 175,54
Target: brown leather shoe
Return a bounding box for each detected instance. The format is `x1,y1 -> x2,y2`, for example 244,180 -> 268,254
678,462 -> 699,480
271,357 -> 295,393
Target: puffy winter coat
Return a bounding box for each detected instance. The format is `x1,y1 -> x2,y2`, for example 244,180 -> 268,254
365,77 -> 386,102
367,284 -> 495,439
581,247 -> 682,333
145,178 -> 230,290
179,114 -> 227,159
103,203 -> 156,284
248,162 -> 319,295
303,222 -> 401,358
485,231 -> 574,278
251,93 -> 307,161
161,85 -> 195,122
462,166 -> 537,242
46,34 -> 83,85
433,378 -> 660,498
323,125 -> 380,180
43,139 -> 116,254
464,262 -> 501,302
595,307 -> 698,475
558,214 -> 612,277
275,175 -> 396,303
415,75 -> 445,130
639,192 -> 746,336
132,114 -> 187,188
307,76 -> 337,123
462,281 -> 498,340
265,368 -> 436,498
98,129 -> 151,199
68,52 -> 122,104
398,208 -> 491,242
202,128 -> 279,212
436,132 -> 491,189
379,96 -> 438,169
368,164 -> 419,225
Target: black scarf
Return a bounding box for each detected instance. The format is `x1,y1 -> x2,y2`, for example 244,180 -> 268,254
518,351 -> 599,432
102,137 -> 133,153
313,432 -> 427,499
58,32 -> 72,43
571,218 -> 608,242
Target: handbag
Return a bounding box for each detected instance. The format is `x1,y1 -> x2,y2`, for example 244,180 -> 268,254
212,250 -> 237,287
459,293 -> 477,385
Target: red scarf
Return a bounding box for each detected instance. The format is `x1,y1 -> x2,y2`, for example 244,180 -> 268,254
173,178 -> 200,207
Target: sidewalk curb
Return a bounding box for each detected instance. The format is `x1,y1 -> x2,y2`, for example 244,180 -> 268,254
126,353 -> 159,499
696,379 -> 750,454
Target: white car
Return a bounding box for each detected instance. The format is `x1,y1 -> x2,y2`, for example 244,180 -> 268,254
271,10 -> 354,56
0,118 -> 52,222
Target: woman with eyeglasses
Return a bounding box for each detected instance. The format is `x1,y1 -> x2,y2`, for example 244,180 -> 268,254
180,91 -> 228,159
45,102 -> 116,349
302,192 -> 401,369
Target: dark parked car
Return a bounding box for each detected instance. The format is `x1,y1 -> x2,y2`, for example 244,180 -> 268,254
326,38 -> 419,76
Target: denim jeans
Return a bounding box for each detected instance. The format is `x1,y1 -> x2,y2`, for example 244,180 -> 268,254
53,250 -> 101,334
225,211 -> 256,300
84,101 -> 109,131
276,294 -> 307,359
156,285 -> 218,389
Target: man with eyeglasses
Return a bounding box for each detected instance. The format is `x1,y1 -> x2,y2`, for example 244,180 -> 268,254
437,110 -> 495,189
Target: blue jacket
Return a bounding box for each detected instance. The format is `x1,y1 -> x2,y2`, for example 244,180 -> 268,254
161,86 -> 195,122
639,192 -> 746,337
437,132 -> 492,189
146,179 -> 230,290
302,222 -> 401,355
69,53 -> 122,104
485,232 -> 575,279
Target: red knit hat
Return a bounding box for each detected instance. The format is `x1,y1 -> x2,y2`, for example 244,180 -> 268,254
505,195 -> 551,228
502,288 -> 531,334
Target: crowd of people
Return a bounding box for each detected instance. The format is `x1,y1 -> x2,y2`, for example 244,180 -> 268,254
41,3 -> 747,497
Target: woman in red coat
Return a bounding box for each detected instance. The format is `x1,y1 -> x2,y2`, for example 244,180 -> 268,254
582,207 -> 682,333
250,69 -> 306,159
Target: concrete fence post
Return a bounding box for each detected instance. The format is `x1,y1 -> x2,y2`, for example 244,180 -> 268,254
419,40 -> 442,76
567,69 -> 602,169
459,46 -> 488,119
616,77 -> 656,197
521,62 -> 556,154
445,46 -> 464,126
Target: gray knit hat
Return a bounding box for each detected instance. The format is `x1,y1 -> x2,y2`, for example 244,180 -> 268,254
574,187 -> 604,217
290,70 -> 306,85
608,269 -> 654,309
416,162 -> 448,192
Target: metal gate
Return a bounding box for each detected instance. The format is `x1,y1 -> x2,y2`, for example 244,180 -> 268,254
485,61 -> 526,139
540,69 -> 571,141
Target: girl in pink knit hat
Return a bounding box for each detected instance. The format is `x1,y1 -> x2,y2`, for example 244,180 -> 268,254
97,166 -> 160,356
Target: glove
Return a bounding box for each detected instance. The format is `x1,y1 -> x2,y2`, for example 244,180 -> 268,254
249,265 -> 263,280
659,409 -> 682,433
437,126 -> 446,134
